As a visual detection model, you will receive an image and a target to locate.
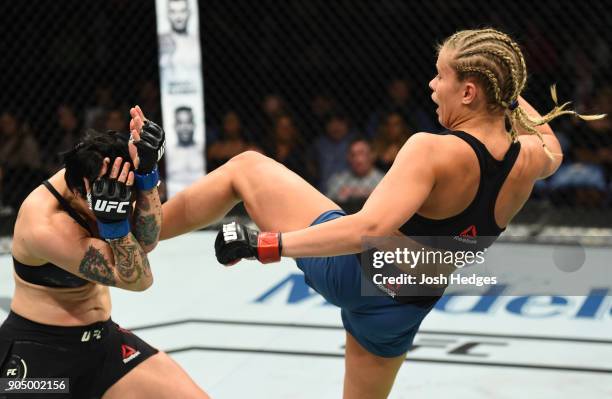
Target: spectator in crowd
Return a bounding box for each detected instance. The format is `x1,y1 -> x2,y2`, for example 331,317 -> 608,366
312,112 -> 356,191
365,78 -> 437,137
105,108 -> 128,132
265,114 -> 316,183
263,94 -> 285,119
326,137 -> 383,213
548,87 -> 612,208
207,111 -> 260,172
563,47 -> 596,113
254,94 -> 287,140
44,104 -> 82,174
0,111 -> 44,209
84,85 -> 114,131
372,112 -> 413,171
308,93 -> 337,134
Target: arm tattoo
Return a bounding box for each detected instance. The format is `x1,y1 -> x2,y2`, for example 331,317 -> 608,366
108,235 -> 150,283
137,194 -> 151,212
79,246 -> 116,286
134,214 -> 160,246
132,191 -> 161,248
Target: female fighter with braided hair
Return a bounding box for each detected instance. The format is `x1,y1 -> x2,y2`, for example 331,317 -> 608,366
161,29 -> 604,398
0,106 -> 209,398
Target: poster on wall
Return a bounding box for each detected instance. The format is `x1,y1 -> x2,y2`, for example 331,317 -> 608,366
155,0 -> 206,197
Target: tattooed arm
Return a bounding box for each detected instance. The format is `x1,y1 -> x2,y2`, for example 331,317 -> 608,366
29,212 -> 153,291
128,105 -> 163,252
84,234 -> 153,290
132,187 -> 162,253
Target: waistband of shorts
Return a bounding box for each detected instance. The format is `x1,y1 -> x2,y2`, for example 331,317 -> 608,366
2,311 -> 114,341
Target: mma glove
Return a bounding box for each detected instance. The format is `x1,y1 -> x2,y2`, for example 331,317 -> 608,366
215,222 -> 282,265
88,177 -> 132,240
134,120 -> 165,191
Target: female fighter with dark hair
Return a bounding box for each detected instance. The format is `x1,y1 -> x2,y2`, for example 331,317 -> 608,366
0,106 -> 209,398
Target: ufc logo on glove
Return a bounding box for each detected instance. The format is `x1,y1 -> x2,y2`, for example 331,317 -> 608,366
223,222 -> 238,241
94,200 -> 130,214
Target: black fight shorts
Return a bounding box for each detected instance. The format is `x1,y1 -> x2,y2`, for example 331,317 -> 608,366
0,311 -> 158,398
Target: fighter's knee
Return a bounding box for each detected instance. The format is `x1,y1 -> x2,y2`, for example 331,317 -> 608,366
229,150 -> 271,167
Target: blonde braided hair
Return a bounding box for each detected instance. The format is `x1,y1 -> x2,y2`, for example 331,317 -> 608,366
440,28 -> 605,158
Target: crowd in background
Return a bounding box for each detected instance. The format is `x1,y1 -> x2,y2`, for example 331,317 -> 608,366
0,81 -> 161,213
1,76 -> 611,215
0,0 -> 611,217
194,76 -> 612,211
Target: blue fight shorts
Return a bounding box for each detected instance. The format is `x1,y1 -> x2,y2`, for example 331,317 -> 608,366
295,210 -> 438,358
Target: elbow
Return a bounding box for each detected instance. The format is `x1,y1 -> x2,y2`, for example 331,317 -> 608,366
542,146 -> 564,178
357,208 -> 401,238
142,242 -> 159,253
363,222 -> 380,237
128,276 -> 154,292
543,154 -> 563,179
115,266 -> 154,291
358,212 -> 387,238
139,277 -> 154,291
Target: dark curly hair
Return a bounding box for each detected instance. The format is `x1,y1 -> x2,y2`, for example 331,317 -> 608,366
61,129 -> 132,197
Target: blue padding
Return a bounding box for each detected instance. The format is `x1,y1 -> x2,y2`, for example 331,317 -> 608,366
97,219 -> 130,240
135,167 -> 159,191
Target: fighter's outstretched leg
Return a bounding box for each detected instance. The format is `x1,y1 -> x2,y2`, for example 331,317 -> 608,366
161,151 -> 339,238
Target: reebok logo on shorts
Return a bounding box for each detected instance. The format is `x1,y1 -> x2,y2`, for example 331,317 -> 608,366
121,344 -> 141,364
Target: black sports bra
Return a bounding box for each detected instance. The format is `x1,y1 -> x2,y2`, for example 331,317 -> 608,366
363,130 -> 521,305
399,130 -> 520,245
13,181 -> 91,288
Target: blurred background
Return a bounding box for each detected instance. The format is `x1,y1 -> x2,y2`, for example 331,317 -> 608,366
1,0 -> 611,237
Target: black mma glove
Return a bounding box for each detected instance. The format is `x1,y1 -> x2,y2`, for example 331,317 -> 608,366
135,120 -> 165,173
215,222 -> 282,265
88,177 -> 132,240
134,120 -> 164,190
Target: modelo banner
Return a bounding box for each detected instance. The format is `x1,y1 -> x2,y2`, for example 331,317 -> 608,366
1,234 -> 611,374
156,0 -> 206,197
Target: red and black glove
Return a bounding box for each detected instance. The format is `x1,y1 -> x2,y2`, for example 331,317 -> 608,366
215,221 -> 281,265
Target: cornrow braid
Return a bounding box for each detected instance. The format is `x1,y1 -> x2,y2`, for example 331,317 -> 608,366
456,29 -> 491,45
456,65 -> 504,106
462,38 -> 524,98
481,48 -> 520,98
457,46 -> 519,104
456,29 -> 528,93
446,30 -> 470,46
441,28 -> 606,158
478,30 -> 527,89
